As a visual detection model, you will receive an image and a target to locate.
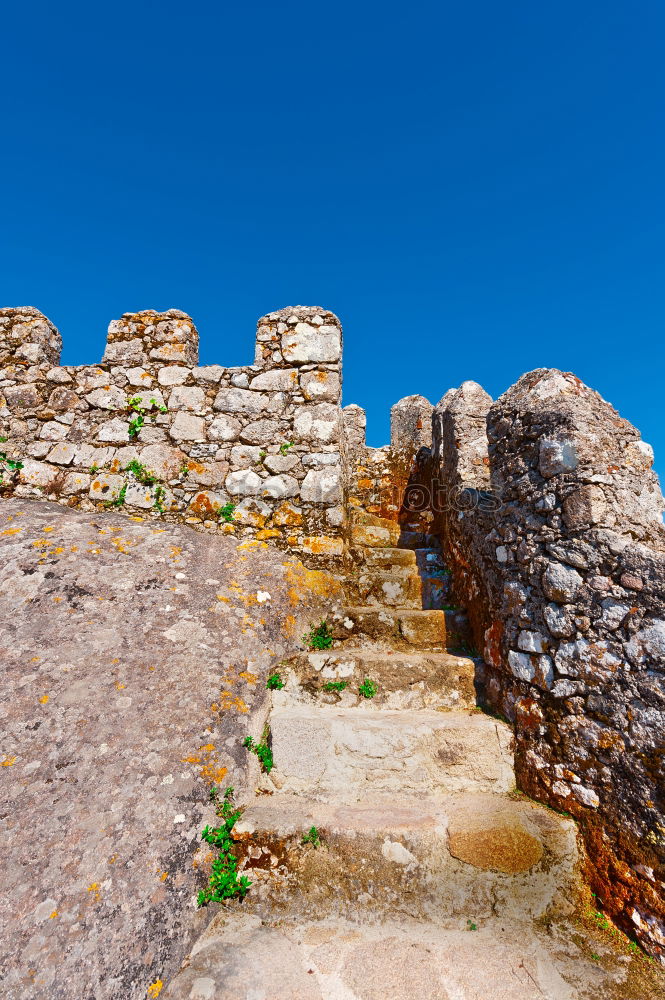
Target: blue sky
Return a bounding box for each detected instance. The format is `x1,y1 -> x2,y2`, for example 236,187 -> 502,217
1,1 -> 663,482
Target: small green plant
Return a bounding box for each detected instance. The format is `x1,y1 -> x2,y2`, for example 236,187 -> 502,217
127,396 -> 168,439
153,485 -> 166,513
179,461 -> 190,479
358,677 -> 378,699
590,953 -> 601,962
218,502 -> 236,523
89,463 -> 99,475
323,680 -> 347,693
301,826 -> 322,848
105,483 -> 127,508
0,435 -> 7,442
197,786 -> 251,906
467,920 -> 477,931
124,458 -> 157,485
302,620 -> 333,650
243,726 -> 273,773
266,672 -> 285,691
257,449 -> 267,464
279,441 -> 294,456
0,450 -> 24,484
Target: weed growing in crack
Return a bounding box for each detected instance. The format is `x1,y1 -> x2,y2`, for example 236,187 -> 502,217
303,620 -> 333,650
105,483 -> 127,508
301,826 -> 322,848
266,672 -> 285,691
127,396 -> 168,439
218,502 -> 236,523
323,680 -> 347,693
124,458 -> 157,485
197,786 -> 251,906
358,677 -> 378,699
153,485 -> 166,513
0,450 -> 23,484
279,441 -> 294,456
243,726 -> 273,773
466,920 -> 477,931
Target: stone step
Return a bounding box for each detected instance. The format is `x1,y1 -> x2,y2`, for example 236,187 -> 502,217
350,512 -> 400,548
359,546 -> 417,569
336,606 -> 472,650
223,790 -> 577,927
272,648 -> 477,710
267,706 -> 514,798
164,911 -> 582,1000
352,567 -> 423,609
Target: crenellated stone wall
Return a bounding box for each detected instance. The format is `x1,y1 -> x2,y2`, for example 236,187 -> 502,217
3,301 -> 664,961
419,368 -> 665,961
0,305 -> 344,565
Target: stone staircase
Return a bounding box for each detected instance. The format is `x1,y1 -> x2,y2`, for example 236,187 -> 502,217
164,514 -> 640,999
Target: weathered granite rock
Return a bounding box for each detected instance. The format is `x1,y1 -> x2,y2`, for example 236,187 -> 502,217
0,499 -> 342,999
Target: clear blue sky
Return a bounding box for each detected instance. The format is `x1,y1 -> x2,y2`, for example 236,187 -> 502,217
1,1 -> 663,482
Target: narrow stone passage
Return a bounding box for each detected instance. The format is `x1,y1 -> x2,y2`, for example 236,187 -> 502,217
165,512 -> 663,1000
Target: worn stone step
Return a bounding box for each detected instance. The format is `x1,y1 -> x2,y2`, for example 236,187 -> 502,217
222,790 -> 577,928
164,911 -> 587,1000
360,546 -> 418,569
267,706 -> 514,798
350,512 -> 400,548
353,568 -> 423,609
272,648 -> 477,710
336,606 -> 471,650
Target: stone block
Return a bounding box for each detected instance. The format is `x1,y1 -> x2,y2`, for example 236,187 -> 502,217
169,412 -> 206,442
281,322 -> 341,363
300,468 -> 341,503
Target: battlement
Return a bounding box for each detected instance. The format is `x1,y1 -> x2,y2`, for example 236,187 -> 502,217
0,305 -> 344,563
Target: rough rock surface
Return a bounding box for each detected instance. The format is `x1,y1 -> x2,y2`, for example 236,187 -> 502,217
0,499 -> 341,999
417,369 -> 665,960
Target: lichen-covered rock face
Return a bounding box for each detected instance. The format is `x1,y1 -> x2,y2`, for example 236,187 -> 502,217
0,306 -> 344,568
419,368 -> 665,961
0,499 -> 343,999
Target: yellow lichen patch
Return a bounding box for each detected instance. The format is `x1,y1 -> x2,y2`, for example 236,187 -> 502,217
219,522 -> 236,534
238,671 -> 258,685
217,691 -> 249,714
182,743 -> 229,784
169,546 -> 182,560
2,756 -> 17,767
255,528 -> 281,540
302,535 -> 344,556
115,682 -> 126,691
49,910 -> 58,919
159,871 -> 168,882
283,614 -> 297,636
43,526 -> 55,533
53,547 -> 64,555
216,594 -> 231,603
237,540 -> 268,551
31,538 -> 51,548
87,883 -> 101,901
285,561 -> 343,606
129,516 -> 144,522
110,536 -> 132,554
39,695 -> 49,704
0,527 -> 22,536
147,980 -> 163,998
272,502 -> 303,527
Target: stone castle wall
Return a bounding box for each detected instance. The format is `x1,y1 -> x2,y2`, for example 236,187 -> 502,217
418,369 -> 665,960
0,306 -> 344,565
2,302 -> 664,958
